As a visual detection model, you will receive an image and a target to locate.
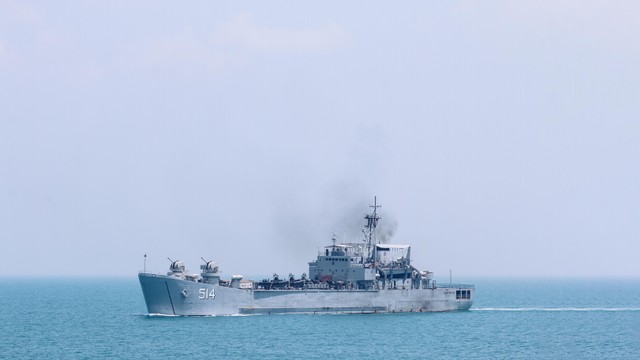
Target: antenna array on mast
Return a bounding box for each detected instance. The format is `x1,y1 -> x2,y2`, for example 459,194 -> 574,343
363,196 -> 381,261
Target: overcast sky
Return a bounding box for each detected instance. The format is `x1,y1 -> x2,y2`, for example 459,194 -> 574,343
1,1 -> 638,278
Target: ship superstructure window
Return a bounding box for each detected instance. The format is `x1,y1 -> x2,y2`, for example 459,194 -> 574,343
456,290 -> 471,299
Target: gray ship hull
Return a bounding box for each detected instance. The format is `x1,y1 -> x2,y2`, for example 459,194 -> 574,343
139,273 -> 473,316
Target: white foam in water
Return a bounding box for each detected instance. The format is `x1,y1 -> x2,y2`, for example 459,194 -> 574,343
147,313 -> 180,317
471,307 -> 640,312
145,313 -> 256,317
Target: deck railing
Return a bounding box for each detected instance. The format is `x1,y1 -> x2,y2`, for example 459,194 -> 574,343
433,282 -> 475,289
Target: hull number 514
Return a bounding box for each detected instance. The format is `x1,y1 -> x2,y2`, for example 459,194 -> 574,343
199,288 -> 215,300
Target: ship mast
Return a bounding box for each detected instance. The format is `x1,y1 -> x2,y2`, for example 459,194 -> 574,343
364,196 -> 381,262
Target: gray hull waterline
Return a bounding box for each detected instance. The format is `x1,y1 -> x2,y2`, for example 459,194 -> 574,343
139,198 -> 474,316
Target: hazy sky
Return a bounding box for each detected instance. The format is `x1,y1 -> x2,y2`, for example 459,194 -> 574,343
1,1 -> 638,278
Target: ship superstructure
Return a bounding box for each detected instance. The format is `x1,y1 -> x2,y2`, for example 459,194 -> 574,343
138,198 -> 474,315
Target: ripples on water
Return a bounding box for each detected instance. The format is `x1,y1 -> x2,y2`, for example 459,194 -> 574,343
473,307 -> 640,311
1,278 -> 639,359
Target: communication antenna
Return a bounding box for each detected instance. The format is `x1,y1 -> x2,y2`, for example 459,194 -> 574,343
144,253 -> 147,273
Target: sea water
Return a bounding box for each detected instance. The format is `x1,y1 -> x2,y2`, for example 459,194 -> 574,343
1,278 -> 639,359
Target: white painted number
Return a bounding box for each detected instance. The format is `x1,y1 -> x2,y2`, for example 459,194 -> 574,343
198,288 -> 216,300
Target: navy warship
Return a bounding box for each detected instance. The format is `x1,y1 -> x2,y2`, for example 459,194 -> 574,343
138,198 -> 474,315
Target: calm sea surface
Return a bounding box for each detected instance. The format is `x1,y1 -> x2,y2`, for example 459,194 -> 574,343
1,278 -> 639,359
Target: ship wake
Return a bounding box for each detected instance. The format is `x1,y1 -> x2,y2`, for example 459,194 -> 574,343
471,307 -> 640,312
